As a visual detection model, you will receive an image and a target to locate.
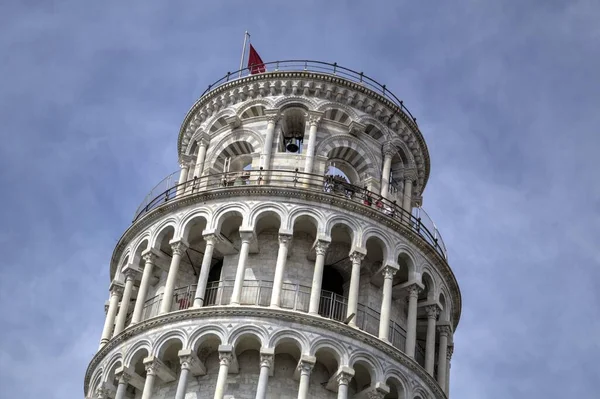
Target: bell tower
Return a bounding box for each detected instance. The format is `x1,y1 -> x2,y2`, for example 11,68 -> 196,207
85,60 -> 461,399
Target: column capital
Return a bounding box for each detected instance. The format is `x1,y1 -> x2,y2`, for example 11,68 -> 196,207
297,356 -> 316,375
202,233 -> 220,245
403,168 -> 418,181
307,111 -> 323,126
179,161 -> 191,170
335,366 -> 355,386
141,248 -> 160,263
238,228 -> 255,244
264,109 -> 280,123
406,283 -> 423,299
437,324 -> 453,337
179,354 -> 195,370
109,280 -> 124,296
260,353 -> 274,368
218,351 -> 233,366
143,357 -> 158,376
382,142 -> 397,158
425,304 -> 440,319
122,264 -> 141,281
94,385 -> 110,399
348,120 -> 366,136
315,240 -> 330,256
169,239 -> 189,256
116,368 -> 132,385
349,248 -> 366,263
278,232 -> 293,246
447,345 -> 454,361
382,265 -> 397,279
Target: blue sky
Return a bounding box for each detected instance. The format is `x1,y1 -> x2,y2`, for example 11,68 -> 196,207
1,1 -> 599,398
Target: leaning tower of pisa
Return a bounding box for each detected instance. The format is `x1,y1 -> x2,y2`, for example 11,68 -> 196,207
85,60 -> 461,399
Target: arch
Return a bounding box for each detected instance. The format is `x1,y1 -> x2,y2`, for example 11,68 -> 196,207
389,138 -> 416,167
124,339 -> 152,367
227,324 -> 269,348
205,129 -> 263,173
363,227 -> 394,266
206,108 -> 236,134
384,371 -> 409,399
210,203 -> 250,232
309,337 -> 347,365
349,352 -> 383,382
102,354 -> 124,384
248,202 -> 288,230
287,207 -> 326,233
316,102 -> 359,121
396,246 -> 417,279
273,95 -> 317,111
316,135 -> 380,179
153,330 -> 187,358
357,116 -> 390,143
325,215 -> 361,246
150,218 -> 178,249
439,289 -> 451,322
179,210 -> 211,242
267,329 -> 309,355
412,386 -> 428,399
189,325 -> 227,351
420,270 -> 436,301
87,367 -> 104,397
236,98 -> 275,119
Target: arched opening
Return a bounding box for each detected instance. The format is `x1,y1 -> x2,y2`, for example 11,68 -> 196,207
211,141 -> 256,187
193,334 -> 223,391
384,377 -> 406,399
176,216 -> 210,310
286,214 -> 319,311
319,223 -> 352,321
279,107 -> 307,154
208,116 -> 228,134
130,348 -> 150,381
212,210 -> 245,305
326,146 -> 370,183
156,338 -> 184,385
350,361 -> 373,395
104,360 -> 123,393
271,337 -> 302,393
233,333 -> 262,391
322,108 -> 351,125
240,105 -> 266,119
415,272 -> 436,368
312,347 -> 340,396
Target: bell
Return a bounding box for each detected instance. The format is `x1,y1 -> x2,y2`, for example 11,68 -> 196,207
286,141 -> 300,153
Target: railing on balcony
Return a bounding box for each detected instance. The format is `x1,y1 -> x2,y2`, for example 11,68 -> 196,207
132,169 -> 447,260
135,280 -> 407,352
198,60 -> 419,125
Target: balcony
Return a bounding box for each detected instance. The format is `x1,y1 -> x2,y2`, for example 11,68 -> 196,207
131,280 -> 411,359
133,169 -> 448,260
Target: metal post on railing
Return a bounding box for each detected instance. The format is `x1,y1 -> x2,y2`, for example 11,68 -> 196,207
226,72 -> 231,82
359,72 -> 364,83
255,281 -> 261,305
333,62 -> 337,75
304,61 -> 307,71
293,283 -> 299,311
258,167 -> 263,185
275,61 -> 279,71
382,84 -> 386,96
293,168 -> 299,187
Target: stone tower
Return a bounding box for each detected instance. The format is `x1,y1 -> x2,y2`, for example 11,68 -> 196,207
85,60 -> 461,399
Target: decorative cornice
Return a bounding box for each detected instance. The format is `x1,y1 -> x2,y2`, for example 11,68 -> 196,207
109,185 -> 461,330
84,306 -> 447,399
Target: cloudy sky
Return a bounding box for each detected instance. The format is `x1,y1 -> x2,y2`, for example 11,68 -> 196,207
1,1 -> 599,398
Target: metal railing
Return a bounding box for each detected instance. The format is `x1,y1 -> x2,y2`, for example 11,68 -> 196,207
132,169 -> 447,260
198,60 -> 418,125
136,280 -> 407,352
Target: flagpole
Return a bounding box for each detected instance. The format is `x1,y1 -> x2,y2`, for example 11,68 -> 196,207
238,31 -> 250,78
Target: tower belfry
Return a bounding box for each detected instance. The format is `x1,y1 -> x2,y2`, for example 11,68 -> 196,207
85,60 -> 461,399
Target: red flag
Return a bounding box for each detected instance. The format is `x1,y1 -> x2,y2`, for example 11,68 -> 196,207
248,44 -> 266,74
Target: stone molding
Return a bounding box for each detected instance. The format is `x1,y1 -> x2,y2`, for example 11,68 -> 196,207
84,306 -> 446,399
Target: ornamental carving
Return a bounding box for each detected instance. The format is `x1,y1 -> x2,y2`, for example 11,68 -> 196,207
260,354 -> 274,369
218,352 -> 233,367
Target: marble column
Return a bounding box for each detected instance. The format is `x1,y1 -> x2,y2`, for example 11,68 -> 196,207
436,325 -> 452,389
98,281 -> 123,349
159,240 -> 189,314
175,352 -> 194,399
114,370 -> 130,399
176,162 -> 190,197
378,266 -> 397,340
297,357 -> 316,399
347,250 -> 365,327
194,139 -> 208,178
230,230 -> 254,305
270,233 -> 292,308
214,348 -> 234,399
193,234 -> 218,307
308,240 -> 330,315
303,113 -> 322,175
446,345 -> 454,395
260,111 -> 279,173
405,284 -> 421,358
336,368 -> 355,399
402,171 -> 415,222
131,250 -> 157,324
255,349 -> 274,399
141,358 -> 158,399
113,266 -> 139,336
424,305 -> 440,375
380,143 -> 395,199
